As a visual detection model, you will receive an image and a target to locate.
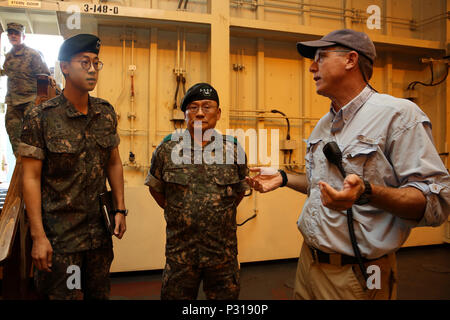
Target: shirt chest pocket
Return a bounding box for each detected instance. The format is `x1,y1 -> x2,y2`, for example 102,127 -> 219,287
95,134 -> 119,148
163,168 -> 190,186
162,167 -> 190,207
343,136 -> 379,177
91,115 -> 119,150
212,166 -> 241,199
46,137 -> 81,175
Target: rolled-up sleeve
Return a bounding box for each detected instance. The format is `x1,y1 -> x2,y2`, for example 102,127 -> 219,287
144,145 -> 165,193
19,106 -> 45,160
390,119 -> 450,227
416,179 -> 450,227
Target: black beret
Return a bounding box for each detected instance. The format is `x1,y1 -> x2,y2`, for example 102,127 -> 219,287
180,83 -> 219,112
58,34 -> 101,61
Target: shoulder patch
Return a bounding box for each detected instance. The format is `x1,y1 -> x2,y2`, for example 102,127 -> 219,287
224,134 -> 238,145
92,96 -> 111,105
41,95 -> 61,110
91,96 -> 116,115
163,134 -> 173,143
154,133 -> 174,153
27,46 -> 41,56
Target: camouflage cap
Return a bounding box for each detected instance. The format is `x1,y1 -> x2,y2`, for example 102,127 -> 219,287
7,22 -> 25,34
58,34 -> 101,61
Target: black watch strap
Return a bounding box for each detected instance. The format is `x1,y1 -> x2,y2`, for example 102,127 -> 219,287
115,209 -> 128,216
355,180 -> 372,205
278,169 -> 288,187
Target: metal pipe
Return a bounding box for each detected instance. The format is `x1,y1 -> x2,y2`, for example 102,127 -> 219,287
236,51 -> 240,109
230,115 -> 318,122
183,28 -> 186,75
129,33 -> 136,161
229,109 -> 267,113
248,163 -> 305,168
230,0 -> 448,27
122,38 -> 126,88
267,0 -> 349,12
175,28 -> 181,75
114,38 -> 127,107
229,110 -> 320,121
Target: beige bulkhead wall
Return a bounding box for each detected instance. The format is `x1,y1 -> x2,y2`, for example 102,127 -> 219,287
4,0 -> 445,272
89,0 -> 450,272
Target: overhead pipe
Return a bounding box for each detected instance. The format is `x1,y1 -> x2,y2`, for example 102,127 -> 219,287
230,0 -> 448,27
128,32 -> 136,164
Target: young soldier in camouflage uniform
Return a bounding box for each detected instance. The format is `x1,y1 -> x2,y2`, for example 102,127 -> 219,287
145,83 -> 250,300
0,23 -> 50,156
19,34 -> 127,300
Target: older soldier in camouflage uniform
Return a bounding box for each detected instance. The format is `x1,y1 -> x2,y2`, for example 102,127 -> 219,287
19,34 -> 127,300
145,83 -> 250,300
0,23 -> 50,156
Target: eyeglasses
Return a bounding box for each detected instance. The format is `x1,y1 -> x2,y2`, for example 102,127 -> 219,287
313,49 -> 351,63
73,59 -> 104,71
7,31 -> 21,37
186,104 -> 217,114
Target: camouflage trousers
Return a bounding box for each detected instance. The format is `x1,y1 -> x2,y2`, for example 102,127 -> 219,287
34,246 -> 114,300
5,101 -> 34,157
161,258 -> 240,300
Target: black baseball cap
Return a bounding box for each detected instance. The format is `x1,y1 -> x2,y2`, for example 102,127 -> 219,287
297,29 -> 376,82
296,29 -> 376,63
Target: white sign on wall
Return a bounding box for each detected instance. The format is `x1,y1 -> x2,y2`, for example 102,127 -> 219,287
8,0 -> 42,8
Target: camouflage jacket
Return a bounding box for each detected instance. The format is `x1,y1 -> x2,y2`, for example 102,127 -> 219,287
18,93 -> 120,253
1,44 -> 50,106
145,130 -> 250,267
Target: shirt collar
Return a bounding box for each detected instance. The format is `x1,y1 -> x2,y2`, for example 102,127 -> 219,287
184,128 -> 220,150
12,44 -> 26,56
61,91 -> 100,118
329,85 -> 374,123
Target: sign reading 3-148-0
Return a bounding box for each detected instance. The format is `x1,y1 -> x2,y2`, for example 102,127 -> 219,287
83,4 -> 119,15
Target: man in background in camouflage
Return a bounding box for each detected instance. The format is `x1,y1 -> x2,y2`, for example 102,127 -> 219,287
19,34 -> 127,300
145,83 -> 249,300
0,23 -> 50,157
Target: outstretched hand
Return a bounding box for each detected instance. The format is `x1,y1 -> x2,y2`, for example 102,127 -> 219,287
245,167 -> 283,193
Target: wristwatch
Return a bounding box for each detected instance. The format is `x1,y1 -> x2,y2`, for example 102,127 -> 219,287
278,169 -> 288,187
355,180 -> 372,205
115,209 -> 128,216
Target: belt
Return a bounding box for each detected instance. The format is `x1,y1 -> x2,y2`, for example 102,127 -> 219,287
308,245 -> 385,266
